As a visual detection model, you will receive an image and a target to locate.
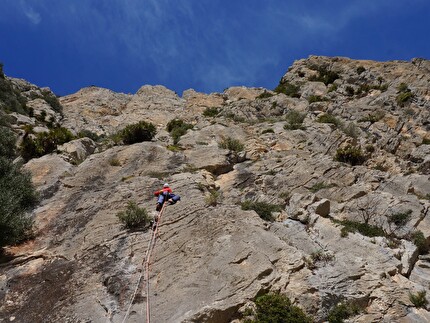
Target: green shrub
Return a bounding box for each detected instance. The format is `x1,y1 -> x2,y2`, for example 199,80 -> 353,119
308,65 -> 340,85
357,83 -> 388,95
388,210 -> 412,227
308,95 -> 328,103
396,91 -> 414,106
310,250 -> 335,263
309,182 -> 334,193
205,189 -> 221,206
0,76 -> 28,115
359,111 -> 385,124
345,86 -> 355,97
166,119 -> 193,144
335,219 -> 385,238
203,107 -> 221,117
421,138 -> 430,145
261,128 -> 275,134
397,83 -> 409,93
78,129 -> 101,142
341,122 -> 359,138
0,157 -> 38,248
317,114 -> 342,128
219,137 -> 244,152
20,126 -> 75,161
328,301 -> 361,323
365,144 -> 375,153
257,91 -> 274,99
0,126 -> 16,159
356,66 -> 366,75
0,111 -> 13,127
166,144 -> 183,152
379,84 -> 389,92
328,84 -> 338,93
247,293 -> 312,323
42,92 -> 62,113
274,81 -> 300,98
396,83 -> 414,106
284,110 -> 306,130
116,201 -> 150,229
411,231 -> 429,254
120,121 -> 156,145
335,145 -> 366,166
409,290 -> 428,308
241,200 -> 282,221
109,158 -> 121,166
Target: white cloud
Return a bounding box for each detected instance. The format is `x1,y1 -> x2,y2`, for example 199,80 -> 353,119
20,0 -> 42,24
24,8 -> 41,24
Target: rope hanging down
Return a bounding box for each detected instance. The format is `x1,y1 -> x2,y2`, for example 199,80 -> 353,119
121,201 -> 168,323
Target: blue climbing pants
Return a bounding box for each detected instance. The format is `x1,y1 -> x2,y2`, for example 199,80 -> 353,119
157,193 -> 180,205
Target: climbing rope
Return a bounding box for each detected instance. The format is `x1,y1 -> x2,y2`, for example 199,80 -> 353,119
121,201 -> 168,323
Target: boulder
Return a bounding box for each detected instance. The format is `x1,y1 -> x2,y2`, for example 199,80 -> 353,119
23,154 -> 74,199
308,199 -> 331,217
57,137 -> 97,164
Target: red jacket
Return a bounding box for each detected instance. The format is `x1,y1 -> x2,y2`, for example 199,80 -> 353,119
154,187 -> 172,196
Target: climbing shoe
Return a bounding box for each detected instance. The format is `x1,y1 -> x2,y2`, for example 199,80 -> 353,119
156,203 -> 162,211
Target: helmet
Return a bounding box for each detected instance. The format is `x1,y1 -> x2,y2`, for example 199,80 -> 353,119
163,183 -> 169,188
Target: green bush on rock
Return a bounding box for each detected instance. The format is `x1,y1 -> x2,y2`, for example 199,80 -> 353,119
244,293 -> 312,323
219,137 -> 244,152
334,145 -> 366,166
241,200 -> 282,221
166,119 -> 193,144
116,201 -> 150,229
21,126 -> 75,161
120,121 -> 156,145
284,110 -> 306,130
0,126 -> 38,249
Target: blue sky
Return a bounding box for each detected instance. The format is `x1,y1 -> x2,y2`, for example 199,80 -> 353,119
1,0 -> 429,96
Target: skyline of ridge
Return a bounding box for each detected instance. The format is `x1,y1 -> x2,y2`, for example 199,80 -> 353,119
1,0 -> 429,96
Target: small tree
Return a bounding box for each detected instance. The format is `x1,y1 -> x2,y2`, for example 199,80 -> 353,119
0,157 -> 38,248
20,126 -> 75,161
0,126 -> 16,158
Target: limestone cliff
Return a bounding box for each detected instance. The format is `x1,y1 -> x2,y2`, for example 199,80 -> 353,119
1,56 -> 430,322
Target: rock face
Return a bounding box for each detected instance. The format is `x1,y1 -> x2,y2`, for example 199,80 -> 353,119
1,56 -> 430,323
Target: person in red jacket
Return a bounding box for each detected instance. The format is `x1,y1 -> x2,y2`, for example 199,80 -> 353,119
154,183 -> 180,211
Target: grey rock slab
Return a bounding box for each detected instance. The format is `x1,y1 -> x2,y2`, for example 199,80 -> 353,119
23,154 -> 74,199
409,256 -> 430,289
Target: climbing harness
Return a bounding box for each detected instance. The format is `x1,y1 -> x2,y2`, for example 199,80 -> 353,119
121,201 -> 168,323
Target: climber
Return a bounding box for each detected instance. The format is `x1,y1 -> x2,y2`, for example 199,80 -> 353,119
154,183 -> 180,211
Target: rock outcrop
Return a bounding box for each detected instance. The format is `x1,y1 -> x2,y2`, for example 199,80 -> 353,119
1,56 -> 430,322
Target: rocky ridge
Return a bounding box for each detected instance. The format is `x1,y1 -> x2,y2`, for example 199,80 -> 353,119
0,56 -> 430,322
